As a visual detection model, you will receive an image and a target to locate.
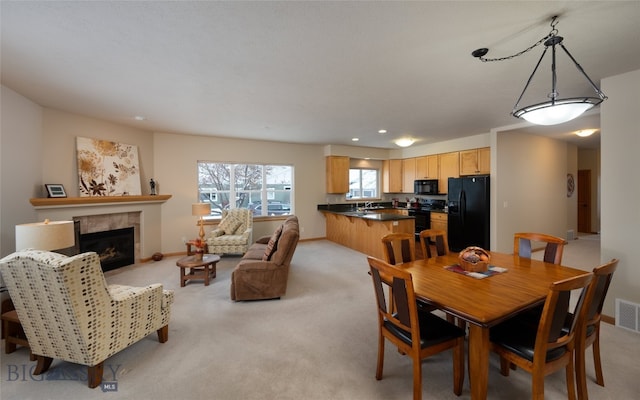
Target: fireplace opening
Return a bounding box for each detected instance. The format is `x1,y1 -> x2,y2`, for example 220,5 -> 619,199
79,227 -> 135,272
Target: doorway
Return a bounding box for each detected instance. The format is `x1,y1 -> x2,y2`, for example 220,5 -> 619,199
577,169 -> 592,233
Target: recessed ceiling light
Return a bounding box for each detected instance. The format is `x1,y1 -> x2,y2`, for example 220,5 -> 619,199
395,138 -> 415,147
133,115 -> 147,121
352,137 -> 359,142
378,129 -> 387,134
575,129 -> 597,137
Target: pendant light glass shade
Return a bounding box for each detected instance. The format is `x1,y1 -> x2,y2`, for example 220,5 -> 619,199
510,21 -> 606,126
514,97 -> 601,125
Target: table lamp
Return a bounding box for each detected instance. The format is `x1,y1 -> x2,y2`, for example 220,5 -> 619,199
15,219 -> 75,251
192,203 -> 211,242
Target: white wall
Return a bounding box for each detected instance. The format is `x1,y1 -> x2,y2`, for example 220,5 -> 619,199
0,86 -> 43,257
153,132 -> 327,254
494,131 -> 568,253
578,148 -> 601,233
41,109 -> 156,197
566,144 -> 578,236
601,68 -> 640,316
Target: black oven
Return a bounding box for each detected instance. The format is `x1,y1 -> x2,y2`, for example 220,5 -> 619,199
408,208 -> 430,238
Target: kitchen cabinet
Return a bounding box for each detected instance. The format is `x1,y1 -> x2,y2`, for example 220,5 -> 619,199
321,211 -> 414,259
326,156 -> 349,193
402,158 -> 416,193
430,212 -> 448,234
415,155 -> 438,180
438,151 -> 460,194
460,147 -> 490,175
382,159 -> 403,193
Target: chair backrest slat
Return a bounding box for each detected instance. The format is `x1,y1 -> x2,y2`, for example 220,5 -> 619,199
514,232 -> 567,265
381,233 -> 415,265
537,273 -> 593,353
419,229 -> 449,260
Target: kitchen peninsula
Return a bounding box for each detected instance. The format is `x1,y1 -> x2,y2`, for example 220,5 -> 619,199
317,204 -> 414,259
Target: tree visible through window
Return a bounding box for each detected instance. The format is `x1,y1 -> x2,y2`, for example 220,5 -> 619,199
198,162 -> 293,217
348,168 -> 378,199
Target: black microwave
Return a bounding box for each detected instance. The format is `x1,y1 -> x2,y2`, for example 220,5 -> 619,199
414,179 -> 439,195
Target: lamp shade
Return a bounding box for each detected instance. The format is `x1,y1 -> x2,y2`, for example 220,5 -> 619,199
192,203 -> 211,217
15,220 -> 75,251
514,98 -> 599,126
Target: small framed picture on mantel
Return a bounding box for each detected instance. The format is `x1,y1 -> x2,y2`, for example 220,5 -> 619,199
45,184 -> 67,198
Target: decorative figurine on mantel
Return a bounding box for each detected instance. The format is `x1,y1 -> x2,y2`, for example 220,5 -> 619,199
149,178 -> 157,195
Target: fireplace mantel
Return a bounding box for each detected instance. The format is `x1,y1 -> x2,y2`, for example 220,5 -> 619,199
30,195 -> 171,209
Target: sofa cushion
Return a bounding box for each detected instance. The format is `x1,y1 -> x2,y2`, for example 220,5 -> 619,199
262,224 -> 283,261
219,218 -> 241,235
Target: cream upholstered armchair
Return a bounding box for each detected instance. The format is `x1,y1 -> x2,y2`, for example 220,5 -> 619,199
0,250 -> 174,389
206,208 -> 253,255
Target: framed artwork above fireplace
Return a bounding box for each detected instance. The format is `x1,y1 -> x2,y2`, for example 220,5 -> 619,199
76,137 -> 142,197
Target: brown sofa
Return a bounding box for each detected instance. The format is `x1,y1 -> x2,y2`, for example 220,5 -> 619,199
230,216 -> 299,301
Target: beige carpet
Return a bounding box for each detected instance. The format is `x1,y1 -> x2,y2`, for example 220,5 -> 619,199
1,238 -> 639,399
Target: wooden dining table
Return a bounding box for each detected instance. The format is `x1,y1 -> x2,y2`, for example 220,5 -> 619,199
395,251 -> 588,400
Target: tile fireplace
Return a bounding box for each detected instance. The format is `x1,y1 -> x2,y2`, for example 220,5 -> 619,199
79,227 -> 135,272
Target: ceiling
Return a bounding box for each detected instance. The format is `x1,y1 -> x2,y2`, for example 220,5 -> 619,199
2,1 -> 639,150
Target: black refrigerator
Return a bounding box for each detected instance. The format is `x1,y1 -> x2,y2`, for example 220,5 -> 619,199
447,176 -> 490,252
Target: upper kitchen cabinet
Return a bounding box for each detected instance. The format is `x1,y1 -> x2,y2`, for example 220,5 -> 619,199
459,147 -> 490,176
402,158 -> 416,193
438,151 -> 459,194
383,159 -> 402,193
416,155 -> 438,180
326,156 -> 349,193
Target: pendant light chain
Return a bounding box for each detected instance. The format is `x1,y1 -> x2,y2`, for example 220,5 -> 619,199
473,16 -> 559,62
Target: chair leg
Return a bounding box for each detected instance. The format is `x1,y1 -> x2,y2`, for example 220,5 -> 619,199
375,333 -> 385,380
412,354 -> 422,400
87,362 -> 104,389
3,319 -> 17,354
33,356 -> 53,375
531,370 -> 546,400
452,338 -> 464,396
157,325 -> 169,343
499,356 -> 511,376
576,346 -> 588,400
566,361 -> 577,400
593,330 -> 604,386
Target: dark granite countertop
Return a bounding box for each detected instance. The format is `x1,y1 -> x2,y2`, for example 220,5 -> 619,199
317,203 -> 414,221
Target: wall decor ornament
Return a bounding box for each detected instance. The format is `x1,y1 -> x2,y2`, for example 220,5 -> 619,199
76,137 -> 142,197
567,173 -> 575,198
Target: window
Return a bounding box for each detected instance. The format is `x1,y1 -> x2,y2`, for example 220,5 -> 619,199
198,162 -> 293,217
348,168 -> 378,199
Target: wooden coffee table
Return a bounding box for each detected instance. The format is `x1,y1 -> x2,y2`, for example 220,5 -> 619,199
176,254 -> 220,287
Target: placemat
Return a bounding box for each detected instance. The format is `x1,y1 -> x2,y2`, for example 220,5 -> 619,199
444,264 -> 508,279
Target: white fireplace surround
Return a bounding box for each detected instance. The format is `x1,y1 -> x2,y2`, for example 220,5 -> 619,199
31,197 -> 168,260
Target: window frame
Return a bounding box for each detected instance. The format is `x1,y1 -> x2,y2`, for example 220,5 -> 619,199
197,161 -> 294,220
347,168 -> 379,200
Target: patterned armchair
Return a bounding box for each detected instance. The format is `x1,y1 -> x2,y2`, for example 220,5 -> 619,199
0,250 -> 174,388
206,208 -> 253,255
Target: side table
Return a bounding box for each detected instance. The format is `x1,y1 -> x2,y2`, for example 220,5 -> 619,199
176,254 -> 221,287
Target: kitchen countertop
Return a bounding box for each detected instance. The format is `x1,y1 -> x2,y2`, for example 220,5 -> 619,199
317,204 -> 414,221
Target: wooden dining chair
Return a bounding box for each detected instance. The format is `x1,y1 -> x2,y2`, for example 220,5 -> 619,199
418,229 -> 449,259
367,256 -> 465,400
514,232 -> 567,265
417,229 -> 465,329
489,272 -> 594,400
575,259 -> 618,400
381,232 -> 416,265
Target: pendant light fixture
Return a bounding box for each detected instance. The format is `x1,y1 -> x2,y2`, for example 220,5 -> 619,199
472,16 -> 607,126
